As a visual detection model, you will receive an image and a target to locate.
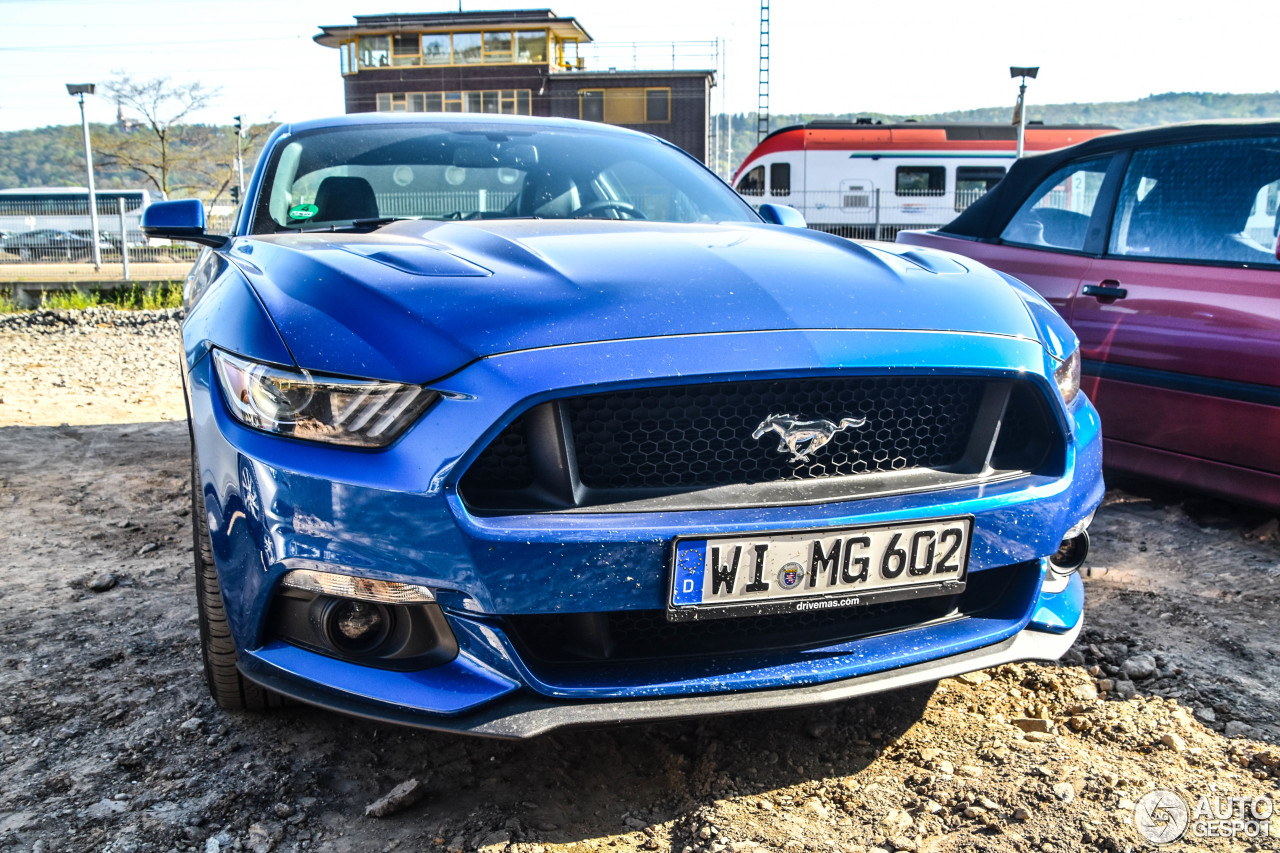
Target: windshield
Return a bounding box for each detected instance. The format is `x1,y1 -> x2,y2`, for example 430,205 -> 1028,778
251,121 -> 759,233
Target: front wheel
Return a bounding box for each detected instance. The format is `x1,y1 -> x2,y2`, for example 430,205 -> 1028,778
192,455 -> 283,711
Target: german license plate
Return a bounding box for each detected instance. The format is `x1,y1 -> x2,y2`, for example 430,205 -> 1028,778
667,517 -> 971,621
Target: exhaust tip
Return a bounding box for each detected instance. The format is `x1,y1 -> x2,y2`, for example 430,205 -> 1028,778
1049,529 -> 1090,573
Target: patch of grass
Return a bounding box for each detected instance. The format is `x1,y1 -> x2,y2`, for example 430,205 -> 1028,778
0,282 -> 185,313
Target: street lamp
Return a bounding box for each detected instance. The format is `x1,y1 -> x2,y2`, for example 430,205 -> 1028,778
66,83 -> 101,271
1010,67 -> 1039,159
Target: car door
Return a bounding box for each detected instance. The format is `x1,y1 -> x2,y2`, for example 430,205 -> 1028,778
926,156 -> 1121,315
1069,135 -> 1280,478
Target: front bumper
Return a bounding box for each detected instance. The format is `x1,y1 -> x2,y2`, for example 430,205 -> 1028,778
187,327 -> 1102,736
240,586 -> 1083,738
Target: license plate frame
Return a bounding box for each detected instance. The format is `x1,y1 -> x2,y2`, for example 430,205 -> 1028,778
667,516 -> 972,622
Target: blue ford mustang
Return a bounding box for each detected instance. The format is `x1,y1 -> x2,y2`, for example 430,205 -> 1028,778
144,114 -> 1102,738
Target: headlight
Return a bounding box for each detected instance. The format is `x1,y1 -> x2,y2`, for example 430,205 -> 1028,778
212,349 -> 437,447
1054,348 -> 1081,405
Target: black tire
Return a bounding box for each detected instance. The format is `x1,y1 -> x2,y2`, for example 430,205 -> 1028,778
192,455 -> 283,711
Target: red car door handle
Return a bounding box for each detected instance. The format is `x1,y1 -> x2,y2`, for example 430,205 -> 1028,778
1082,281 -> 1128,300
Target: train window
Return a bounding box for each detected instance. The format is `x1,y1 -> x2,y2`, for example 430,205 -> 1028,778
896,166 -> 944,197
770,163 -> 791,196
1001,157 -> 1111,251
737,166 -> 765,197
955,166 -> 1006,211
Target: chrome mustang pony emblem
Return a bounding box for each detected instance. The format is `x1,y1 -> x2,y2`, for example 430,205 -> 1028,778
751,413 -> 867,463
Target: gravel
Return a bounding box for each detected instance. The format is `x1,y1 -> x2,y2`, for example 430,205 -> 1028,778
1,309 -> 1278,853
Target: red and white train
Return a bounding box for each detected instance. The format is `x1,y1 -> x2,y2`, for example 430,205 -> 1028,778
732,120 -> 1117,238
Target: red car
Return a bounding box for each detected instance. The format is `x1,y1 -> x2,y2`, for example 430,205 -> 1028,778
899,121 -> 1280,509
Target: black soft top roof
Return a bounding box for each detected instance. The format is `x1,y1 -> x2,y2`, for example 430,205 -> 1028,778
942,120 -> 1280,238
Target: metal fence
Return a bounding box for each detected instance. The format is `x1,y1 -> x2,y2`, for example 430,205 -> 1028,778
738,188 -> 983,241
0,197 -> 239,268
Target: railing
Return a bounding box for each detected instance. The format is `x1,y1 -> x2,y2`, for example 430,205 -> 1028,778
568,40 -> 721,73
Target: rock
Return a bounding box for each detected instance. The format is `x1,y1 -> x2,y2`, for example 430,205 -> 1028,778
84,798 -> 130,819
977,797 -> 999,811
137,542 -> 159,556
1012,717 -> 1053,734
246,822 -> 283,853
934,760 -> 954,776
1121,655 -> 1157,680
879,808 -> 913,834
1070,682 -> 1098,702
1097,678 -> 1114,693
886,836 -> 916,852
1161,732 -> 1187,752
957,671 -> 990,686
1061,648 -> 1085,665
1225,721 -> 1254,739
1051,782 -> 1075,803
804,798 -> 828,817
923,800 -> 943,815
1012,807 -> 1031,821
88,572 -> 118,592
364,778 -> 424,818
1112,680 -> 1137,700
272,803 -> 295,819
1196,706 -> 1217,723
958,765 -> 983,778
477,830 -> 511,853
624,817 -> 648,830
807,721 -> 832,739
1024,732 -> 1054,744
963,806 -> 987,819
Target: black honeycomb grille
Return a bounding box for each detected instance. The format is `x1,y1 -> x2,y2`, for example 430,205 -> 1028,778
565,376 -> 984,490
463,414 -> 534,490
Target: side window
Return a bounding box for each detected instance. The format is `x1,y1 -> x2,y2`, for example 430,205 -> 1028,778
1109,137 -> 1280,265
896,166 -> 944,196
736,166 -> 764,197
1001,157 -> 1111,251
770,162 -> 791,196
955,166 -> 1006,211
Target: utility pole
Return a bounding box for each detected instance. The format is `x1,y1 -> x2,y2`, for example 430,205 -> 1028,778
66,83 -> 101,272
1010,67 -> 1039,158
757,0 -> 770,143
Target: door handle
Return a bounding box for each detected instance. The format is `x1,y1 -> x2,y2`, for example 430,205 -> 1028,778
1081,280 -> 1128,301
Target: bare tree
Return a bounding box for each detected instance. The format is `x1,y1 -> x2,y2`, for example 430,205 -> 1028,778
97,75 -> 224,199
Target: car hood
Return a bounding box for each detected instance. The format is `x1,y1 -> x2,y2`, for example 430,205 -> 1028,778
231,220 -> 1041,384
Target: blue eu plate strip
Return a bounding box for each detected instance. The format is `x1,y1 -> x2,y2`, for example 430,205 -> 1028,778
671,540 -> 706,606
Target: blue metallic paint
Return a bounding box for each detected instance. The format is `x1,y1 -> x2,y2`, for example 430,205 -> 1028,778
183,114 -> 1103,735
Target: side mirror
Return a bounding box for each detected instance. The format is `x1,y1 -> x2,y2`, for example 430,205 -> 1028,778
757,203 -> 807,229
142,199 -> 229,248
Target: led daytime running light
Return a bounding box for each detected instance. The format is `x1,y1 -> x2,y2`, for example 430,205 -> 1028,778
281,568 -> 435,604
212,349 -> 437,447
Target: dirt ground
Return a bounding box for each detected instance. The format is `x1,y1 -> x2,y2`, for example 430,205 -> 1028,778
1,310 -> 1277,853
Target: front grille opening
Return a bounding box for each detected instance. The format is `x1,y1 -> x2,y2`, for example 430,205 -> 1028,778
991,383 -> 1061,474
565,376 -> 984,490
500,561 -> 1031,666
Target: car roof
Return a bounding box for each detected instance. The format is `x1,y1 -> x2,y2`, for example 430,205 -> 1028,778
942,119 -> 1280,239
278,112 -> 657,141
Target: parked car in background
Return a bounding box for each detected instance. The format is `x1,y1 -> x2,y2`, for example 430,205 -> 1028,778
0,228 -> 112,260
899,121 -> 1280,509
142,113 -> 1102,737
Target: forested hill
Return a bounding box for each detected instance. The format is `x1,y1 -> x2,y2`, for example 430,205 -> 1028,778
2,91 -> 1278,193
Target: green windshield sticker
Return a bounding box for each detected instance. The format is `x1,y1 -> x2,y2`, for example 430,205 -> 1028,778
288,203 -> 319,220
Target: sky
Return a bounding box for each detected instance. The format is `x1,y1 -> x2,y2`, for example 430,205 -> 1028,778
0,0 -> 1274,133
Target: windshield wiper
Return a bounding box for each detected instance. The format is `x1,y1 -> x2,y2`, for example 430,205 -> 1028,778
296,217 -> 413,233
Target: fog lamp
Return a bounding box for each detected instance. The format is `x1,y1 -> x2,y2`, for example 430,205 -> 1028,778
325,599 -> 391,653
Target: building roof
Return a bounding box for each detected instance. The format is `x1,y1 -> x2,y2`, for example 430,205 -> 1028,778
314,8 -> 591,48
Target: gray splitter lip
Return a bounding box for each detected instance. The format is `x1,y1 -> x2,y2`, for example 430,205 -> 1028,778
240,619 -> 1082,740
